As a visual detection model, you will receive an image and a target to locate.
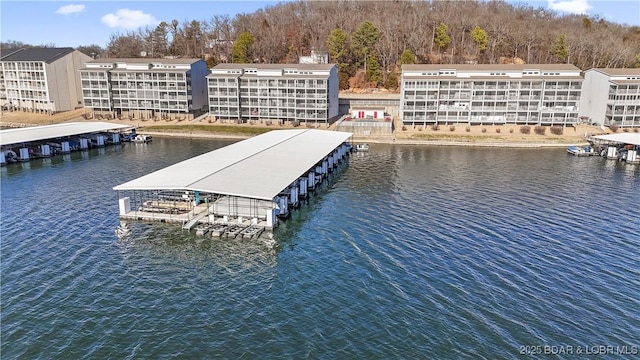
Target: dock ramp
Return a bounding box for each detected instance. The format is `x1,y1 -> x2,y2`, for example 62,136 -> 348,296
182,211 -> 208,230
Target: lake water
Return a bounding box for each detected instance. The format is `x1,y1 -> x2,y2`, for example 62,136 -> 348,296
1,137 -> 639,358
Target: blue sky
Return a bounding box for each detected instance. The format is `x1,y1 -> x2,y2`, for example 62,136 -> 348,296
1,0 -> 639,48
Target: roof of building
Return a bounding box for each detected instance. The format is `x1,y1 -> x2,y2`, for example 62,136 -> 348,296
113,129 -> 353,200
87,58 -> 203,65
237,73 -> 329,79
1,48 -> 24,60
402,75 -> 544,81
587,68 -> 640,77
401,75 -> 583,82
402,64 -> 582,72
338,93 -> 401,100
0,122 -> 133,146
0,47 -> 75,63
106,68 -> 192,73
609,79 -> 640,85
591,133 -> 640,146
211,63 -> 335,71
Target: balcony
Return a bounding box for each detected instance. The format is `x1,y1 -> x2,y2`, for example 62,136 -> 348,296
540,106 -> 577,112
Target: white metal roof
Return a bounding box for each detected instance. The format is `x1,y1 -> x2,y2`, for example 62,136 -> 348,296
113,129 -> 353,200
0,122 -> 133,146
591,133 -> 640,146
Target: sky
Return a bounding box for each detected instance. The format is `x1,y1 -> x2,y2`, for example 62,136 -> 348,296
1,0 -> 639,49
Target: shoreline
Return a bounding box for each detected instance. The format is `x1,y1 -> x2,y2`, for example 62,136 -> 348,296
1,110 -> 601,148
136,130 -> 590,148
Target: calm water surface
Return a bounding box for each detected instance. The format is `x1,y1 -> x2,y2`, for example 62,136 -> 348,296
1,137 -> 639,359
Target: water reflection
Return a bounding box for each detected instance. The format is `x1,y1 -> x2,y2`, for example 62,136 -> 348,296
115,221 -> 279,275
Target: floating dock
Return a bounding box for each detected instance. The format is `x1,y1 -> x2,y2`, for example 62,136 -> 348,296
113,129 -> 353,236
0,122 -> 134,165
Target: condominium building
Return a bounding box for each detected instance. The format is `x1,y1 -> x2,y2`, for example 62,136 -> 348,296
400,64 -> 583,126
0,48 -> 23,109
80,58 -> 209,120
579,68 -> 640,128
0,47 -> 91,113
207,64 -> 339,123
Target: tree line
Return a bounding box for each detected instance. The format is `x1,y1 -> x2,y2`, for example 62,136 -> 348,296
3,0 -> 640,90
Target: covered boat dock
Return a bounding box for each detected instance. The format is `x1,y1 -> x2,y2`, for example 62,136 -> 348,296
113,129 -> 353,235
590,133 -> 640,163
0,122 -> 134,165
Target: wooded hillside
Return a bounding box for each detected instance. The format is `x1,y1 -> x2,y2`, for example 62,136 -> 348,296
5,0 -> 639,90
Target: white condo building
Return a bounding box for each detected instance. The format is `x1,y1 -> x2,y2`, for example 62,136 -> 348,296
207,63 -> 339,123
1,47 -> 91,113
579,68 -> 640,128
79,58 -> 209,120
400,64 -> 583,126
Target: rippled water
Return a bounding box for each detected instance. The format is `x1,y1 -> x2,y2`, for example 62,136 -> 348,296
2,138 -> 639,358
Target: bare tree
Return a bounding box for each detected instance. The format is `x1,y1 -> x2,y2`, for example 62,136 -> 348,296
96,0 -> 640,86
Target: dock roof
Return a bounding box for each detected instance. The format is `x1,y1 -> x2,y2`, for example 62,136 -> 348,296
591,133 -> 640,146
113,129 -> 353,200
0,122 -> 133,146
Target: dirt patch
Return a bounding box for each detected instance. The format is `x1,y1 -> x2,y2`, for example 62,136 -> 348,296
0,108 -> 87,126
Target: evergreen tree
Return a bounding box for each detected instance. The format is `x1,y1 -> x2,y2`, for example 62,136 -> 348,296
366,50 -> 382,86
552,34 -> 569,63
232,32 -> 254,63
384,71 -> 399,90
352,21 -> 380,70
326,28 -> 349,63
470,25 -> 488,53
434,22 -> 451,54
400,49 -> 416,64
326,28 -> 352,90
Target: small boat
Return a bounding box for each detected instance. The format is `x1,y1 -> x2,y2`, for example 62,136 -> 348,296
355,143 -> 369,152
133,134 -> 153,143
567,145 -> 594,156
3,150 -> 18,164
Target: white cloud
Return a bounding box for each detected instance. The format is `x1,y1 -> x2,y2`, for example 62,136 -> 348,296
101,9 -> 158,30
547,0 -> 592,15
55,4 -> 86,15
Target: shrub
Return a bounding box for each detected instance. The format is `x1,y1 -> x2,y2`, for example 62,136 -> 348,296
402,125 -> 407,131
610,124 -> 619,133
623,128 -> 629,132
431,124 -> 440,131
449,125 -> 455,131
520,126 -> 531,134
466,126 -> 471,132
534,125 -> 546,135
550,125 -> 563,135
634,128 -> 639,133
418,127 -> 422,131
509,128 -> 514,133
481,128 -> 487,133
495,128 -> 501,133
